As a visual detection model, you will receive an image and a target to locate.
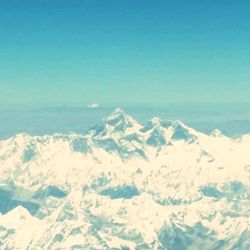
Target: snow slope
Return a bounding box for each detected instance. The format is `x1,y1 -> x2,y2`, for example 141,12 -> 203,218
0,109 -> 249,249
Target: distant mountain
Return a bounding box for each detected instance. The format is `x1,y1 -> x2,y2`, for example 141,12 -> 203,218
0,109 -> 249,249
87,108 -> 141,138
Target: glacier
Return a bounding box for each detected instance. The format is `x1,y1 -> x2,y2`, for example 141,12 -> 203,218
0,108 -> 250,249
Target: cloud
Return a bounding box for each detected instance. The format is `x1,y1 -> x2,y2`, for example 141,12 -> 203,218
87,103 -> 100,109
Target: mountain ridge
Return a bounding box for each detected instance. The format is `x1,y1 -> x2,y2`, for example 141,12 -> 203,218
0,108 -> 249,249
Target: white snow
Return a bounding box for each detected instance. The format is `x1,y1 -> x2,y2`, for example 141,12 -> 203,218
0,108 -> 249,249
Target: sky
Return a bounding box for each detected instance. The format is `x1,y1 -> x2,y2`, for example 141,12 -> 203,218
0,0 -> 250,107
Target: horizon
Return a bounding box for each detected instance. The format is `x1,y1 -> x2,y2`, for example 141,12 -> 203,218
1,103 -> 250,139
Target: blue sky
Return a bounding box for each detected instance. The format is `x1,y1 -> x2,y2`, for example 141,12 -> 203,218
0,0 -> 250,106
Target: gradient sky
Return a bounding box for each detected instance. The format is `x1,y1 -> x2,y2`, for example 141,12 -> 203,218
0,0 -> 250,106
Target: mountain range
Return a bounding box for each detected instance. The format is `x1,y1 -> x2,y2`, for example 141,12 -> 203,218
0,108 -> 249,249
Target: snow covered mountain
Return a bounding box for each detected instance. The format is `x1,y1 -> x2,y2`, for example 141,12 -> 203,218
0,109 -> 250,249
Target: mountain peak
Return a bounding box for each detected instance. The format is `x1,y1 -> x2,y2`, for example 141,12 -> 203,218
103,108 -> 136,126
112,108 -> 125,115
211,129 -> 223,137
87,108 -> 141,139
104,108 -> 127,123
170,120 -> 198,142
140,117 -> 170,147
150,117 -> 162,126
141,117 -> 170,133
5,206 -> 31,221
